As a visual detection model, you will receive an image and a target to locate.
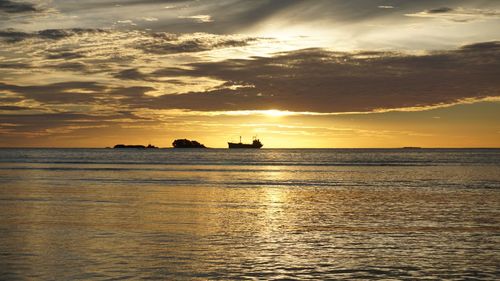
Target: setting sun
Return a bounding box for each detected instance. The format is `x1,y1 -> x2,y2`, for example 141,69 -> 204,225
262,109 -> 293,117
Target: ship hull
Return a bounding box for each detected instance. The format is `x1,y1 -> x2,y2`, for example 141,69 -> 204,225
228,142 -> 262,149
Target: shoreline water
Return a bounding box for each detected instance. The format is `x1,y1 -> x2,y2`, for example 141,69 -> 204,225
1,148 -> 499,280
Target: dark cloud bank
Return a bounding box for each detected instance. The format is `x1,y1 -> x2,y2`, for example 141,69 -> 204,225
406,6 -> 500,22
0,0 -> 38,14
0,28 -> 107,43
135,41 -> 500,113
1,41 -> 499,115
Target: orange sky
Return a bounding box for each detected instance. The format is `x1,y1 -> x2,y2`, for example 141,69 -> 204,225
0,0 -> 499,148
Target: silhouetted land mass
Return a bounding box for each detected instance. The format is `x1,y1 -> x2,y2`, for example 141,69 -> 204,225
402,146 -> 422,149
114,144 -> 158,149
172,139 -> 206,148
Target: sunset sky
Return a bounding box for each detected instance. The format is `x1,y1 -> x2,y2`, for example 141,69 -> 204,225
0,0 -> 499,148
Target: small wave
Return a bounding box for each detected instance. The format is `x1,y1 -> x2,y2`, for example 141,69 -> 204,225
0,161 -> 453,167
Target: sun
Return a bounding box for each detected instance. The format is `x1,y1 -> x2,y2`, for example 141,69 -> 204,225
262,109 -> 292,117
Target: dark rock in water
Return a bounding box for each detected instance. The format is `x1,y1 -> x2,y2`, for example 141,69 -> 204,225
172,139 -> 206,148
114,144 -> 158,149
114,144 -> 145,149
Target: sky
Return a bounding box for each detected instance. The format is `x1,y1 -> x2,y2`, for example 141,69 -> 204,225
0,0 -> 499,148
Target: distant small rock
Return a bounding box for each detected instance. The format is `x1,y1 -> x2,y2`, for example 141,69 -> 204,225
114,144 -> 158,149
172,139 -> 206,148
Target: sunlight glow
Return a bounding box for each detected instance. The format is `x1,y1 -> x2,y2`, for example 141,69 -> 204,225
262,109 -> 293,117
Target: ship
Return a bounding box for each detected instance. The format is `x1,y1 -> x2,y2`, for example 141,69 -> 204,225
228,136 -> 263,149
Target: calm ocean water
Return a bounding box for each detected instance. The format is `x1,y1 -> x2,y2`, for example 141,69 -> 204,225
0,148 -> 499,280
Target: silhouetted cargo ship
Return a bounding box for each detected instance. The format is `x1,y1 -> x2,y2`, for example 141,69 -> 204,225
228,136 -> 263,149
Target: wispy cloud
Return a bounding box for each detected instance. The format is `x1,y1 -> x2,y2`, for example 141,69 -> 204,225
406,7 -> 500,22
0,28 -> 261,82
0,28 -> 108,43
141,17 -> 158,22
116,19 -> 137,26
0,28 -> 257,53
178,15 -> 213,23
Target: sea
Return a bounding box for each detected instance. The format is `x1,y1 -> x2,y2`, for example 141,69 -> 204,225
0,148 -> 499,280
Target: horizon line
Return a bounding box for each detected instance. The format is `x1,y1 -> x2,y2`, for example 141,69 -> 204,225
1,146 -> 499,149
